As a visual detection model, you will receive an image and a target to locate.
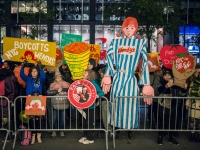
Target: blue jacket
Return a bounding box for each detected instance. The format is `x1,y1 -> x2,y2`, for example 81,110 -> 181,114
20,68 -> 46,96
89,80 -> 105,109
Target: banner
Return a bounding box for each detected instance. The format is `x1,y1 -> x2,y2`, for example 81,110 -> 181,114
25,96 -> 46,116
68,79 -> 97,109
160,44 -> 188,69
61,33 -> 82,64
64,42 -> 90,79
88,44 -> 100,64
3,37 -> 57,66
172,53 -> 196,88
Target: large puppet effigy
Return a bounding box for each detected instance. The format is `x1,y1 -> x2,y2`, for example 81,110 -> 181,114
101,17 -> 154,129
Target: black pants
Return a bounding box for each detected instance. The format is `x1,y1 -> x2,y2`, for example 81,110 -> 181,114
29,116 -> 42,134
158,106 -> 176,138
148,101 -> 158,124
82,109 -> 95,140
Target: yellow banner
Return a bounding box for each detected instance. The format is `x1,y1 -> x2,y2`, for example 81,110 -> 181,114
3,37 -> 57,66
88,44 -> 100,65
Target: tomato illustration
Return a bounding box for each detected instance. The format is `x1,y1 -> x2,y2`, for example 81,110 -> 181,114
174,53 -> 194,73
160,44 -> 188,69
56,48 -> 63,60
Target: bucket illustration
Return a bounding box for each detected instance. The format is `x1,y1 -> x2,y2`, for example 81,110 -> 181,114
64,42 -> 90,79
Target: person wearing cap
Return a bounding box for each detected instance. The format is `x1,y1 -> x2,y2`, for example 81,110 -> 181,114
185,63 -> 200,142
148,68 -> 162,129
46,71 -> 70,139
157,69 -> 188,146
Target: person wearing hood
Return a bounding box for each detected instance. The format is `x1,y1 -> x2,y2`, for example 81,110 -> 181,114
157,69 -> 188,146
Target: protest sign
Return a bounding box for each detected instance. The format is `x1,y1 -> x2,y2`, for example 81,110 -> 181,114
3,37 -> 56,66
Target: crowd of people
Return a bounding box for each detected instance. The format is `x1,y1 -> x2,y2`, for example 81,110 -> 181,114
0,58 -> 200,147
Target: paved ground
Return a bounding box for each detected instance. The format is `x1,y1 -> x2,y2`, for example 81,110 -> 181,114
0,130 -> 199,150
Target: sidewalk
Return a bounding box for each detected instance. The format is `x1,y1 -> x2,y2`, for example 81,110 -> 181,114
1,131 -> 199,150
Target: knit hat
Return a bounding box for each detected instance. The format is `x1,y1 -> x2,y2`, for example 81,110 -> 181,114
55,71 -> 62,77
89,58 -> 96,67
162,69 -> 172,77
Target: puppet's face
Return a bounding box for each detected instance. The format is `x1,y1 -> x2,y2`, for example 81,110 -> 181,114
123,25 -> 136,38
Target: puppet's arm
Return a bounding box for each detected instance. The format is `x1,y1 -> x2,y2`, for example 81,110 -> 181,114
101,39 -> 115,94
138,41 -> 154,105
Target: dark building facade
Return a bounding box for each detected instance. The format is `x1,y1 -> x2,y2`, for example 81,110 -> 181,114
0,0 -> 200,59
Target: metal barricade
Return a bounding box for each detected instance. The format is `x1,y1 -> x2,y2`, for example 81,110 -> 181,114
12,96 -> 109,150
111,96 -> 200,149
0,96 -> 11,150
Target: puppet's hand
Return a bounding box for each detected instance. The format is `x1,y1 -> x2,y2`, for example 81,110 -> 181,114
142,84 -> 154,105
101,75 -> 111,94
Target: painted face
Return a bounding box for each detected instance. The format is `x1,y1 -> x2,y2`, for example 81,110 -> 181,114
26,54 -> 32,61
88,62 -> 93,70
83,89 -> 87,94
31,68 -> 38,78
163,73 -> 171,81
83,71 -> 88,80
123,25 -> 136,38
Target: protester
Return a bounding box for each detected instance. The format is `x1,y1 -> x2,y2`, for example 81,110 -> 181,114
47,71 -> 70,139
157,69 -> 188,146
186,64 -> 200,142
78,69 -> 104,144
20,60 -> 46,144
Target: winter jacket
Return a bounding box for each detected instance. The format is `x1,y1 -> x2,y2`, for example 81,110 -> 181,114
157,79 -> 187,108
20,68 -> 46,95
89,80 -> 105,109
47,80 -> 70,110
186,76 -> 200,119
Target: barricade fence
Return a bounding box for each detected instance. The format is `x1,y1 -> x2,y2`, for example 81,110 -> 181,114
0,96 -> 11,150
12,96 -> 109,150
1,95 -> 200,150
112,96 -> 200,149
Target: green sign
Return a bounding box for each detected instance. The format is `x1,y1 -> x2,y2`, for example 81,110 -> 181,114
61,33 -> 82,64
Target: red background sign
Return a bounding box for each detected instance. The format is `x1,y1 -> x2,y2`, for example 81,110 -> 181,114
160,44 -> 188,69
68,79 -> 97,109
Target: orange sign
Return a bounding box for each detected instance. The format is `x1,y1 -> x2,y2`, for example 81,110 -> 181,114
25,96 -> 46,116
138,52 -> 160,73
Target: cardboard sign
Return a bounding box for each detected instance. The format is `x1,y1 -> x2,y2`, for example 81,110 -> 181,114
3,37 -> 57,66
61,33 -> 82,64
25,96 -> 46,116
160,44 -> 188,69
44,48 -> 63,72
138,52 -> 160,73
172,53 -> 196,88
89,44 -> 100,65
68,79 -> 97,109
64,42 -> 90,79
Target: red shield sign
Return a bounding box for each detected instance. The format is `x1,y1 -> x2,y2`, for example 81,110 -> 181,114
68,79 -> 97,109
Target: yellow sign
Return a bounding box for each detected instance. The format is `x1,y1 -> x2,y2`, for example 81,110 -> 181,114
88,44 -> 100,65
3,37 -> 57,66
63,42 -> 90,79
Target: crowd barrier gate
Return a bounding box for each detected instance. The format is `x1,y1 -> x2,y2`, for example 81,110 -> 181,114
112,96 -> 200,149
0,96 -> 11,150
12,96 -> 109,150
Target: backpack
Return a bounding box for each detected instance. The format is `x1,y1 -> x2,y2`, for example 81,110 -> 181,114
18,125 -> 31,146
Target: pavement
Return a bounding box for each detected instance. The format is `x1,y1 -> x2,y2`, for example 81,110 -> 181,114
0,130 -> 199,150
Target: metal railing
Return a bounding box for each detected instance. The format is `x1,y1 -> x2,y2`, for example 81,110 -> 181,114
12,96 -> 109,150
0,96 -> 11,150
112,96 -> 200,148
